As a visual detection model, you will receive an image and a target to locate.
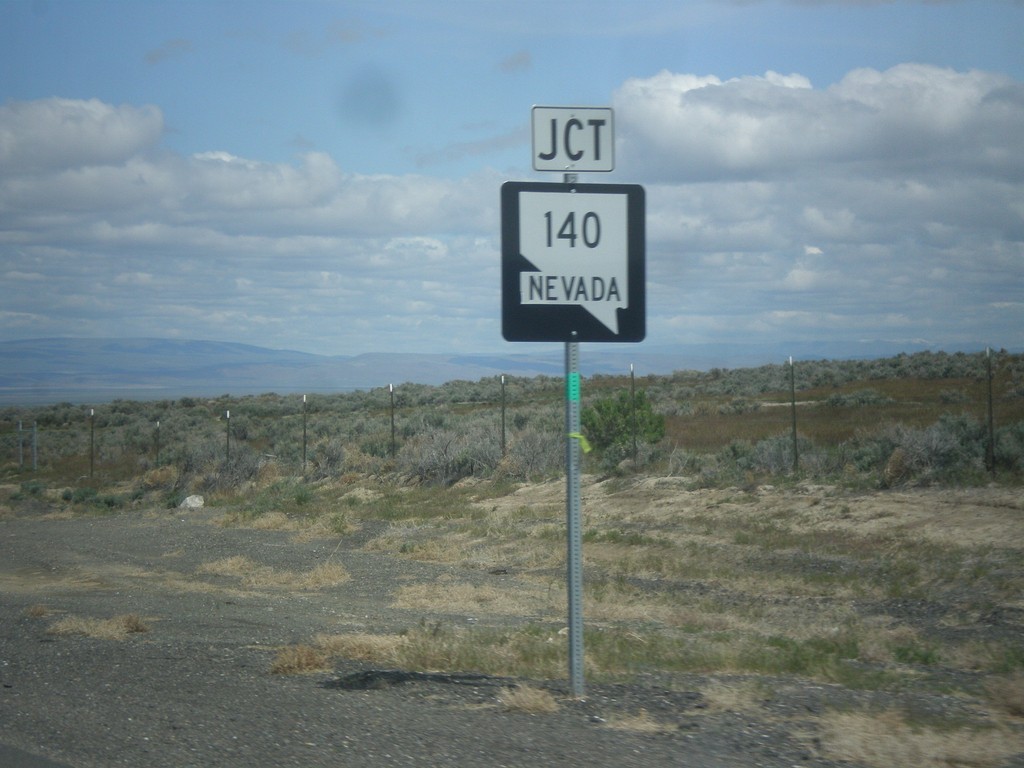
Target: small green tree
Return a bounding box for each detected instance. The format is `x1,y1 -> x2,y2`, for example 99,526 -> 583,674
582,390 -> 665,457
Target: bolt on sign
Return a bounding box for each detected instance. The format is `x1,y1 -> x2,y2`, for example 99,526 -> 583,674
501,181 -> 645,343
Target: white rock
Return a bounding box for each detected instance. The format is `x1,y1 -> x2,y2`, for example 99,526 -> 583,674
179,494 -> 204,509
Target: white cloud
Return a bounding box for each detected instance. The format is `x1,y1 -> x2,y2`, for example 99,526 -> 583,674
782,268 -> 824,291
622,63 -> 1024,351
1,65 -> 1022,356
0,96 -> 500,352
114,272 -> 155,286
614,63 -> 1023,182
0,98 -> 163,174
4,270 -> 45,281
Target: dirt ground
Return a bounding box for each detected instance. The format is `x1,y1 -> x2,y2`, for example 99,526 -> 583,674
1,478 -> 1022,768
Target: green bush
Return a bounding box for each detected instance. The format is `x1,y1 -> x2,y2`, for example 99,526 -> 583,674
582,390 -> 664,457
8,481 -> 40,502
63,486 -> 98,504
995,422 -> 1024,471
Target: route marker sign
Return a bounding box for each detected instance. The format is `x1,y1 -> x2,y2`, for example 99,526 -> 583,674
508,105 -> 638,700
532,106 -> 614,172
501,181 -> 645,343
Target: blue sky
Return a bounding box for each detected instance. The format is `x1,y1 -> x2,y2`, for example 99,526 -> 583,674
1,0 -> 1022,360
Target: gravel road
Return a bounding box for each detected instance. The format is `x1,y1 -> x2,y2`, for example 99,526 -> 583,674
1,501 -> 1020,768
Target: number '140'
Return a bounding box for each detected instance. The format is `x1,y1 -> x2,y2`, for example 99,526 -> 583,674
544,211 -> 601,248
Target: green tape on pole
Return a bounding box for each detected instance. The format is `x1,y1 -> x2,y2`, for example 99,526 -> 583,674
568,432 -> 592,453
567,372 -> 581,402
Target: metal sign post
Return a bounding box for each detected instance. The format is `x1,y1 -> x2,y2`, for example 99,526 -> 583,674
501,104 -> 644,700
565,334 -> 585,697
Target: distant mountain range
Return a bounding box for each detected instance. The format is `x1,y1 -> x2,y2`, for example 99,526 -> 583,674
0,336 -> 982,405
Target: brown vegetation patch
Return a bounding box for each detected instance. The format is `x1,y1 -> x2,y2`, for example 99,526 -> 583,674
987,672 -> 1024,718
603,708 -> 675,734
392,579 -> 557,617
47,613 -> 150,640
196,556 -> 348,590
815,709 -> 1022,768
313,632 -> 404,663
498,685 -> 559,714
269,644 -> 329,675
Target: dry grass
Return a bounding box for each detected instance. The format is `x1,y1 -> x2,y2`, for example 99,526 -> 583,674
276,623 -> 567,681
196,556 -> 348,590
604,708 -> 675,734
141,465 -> 178,491
197,554 -> 253,577
498,684 -> 559,714
313,632 -> 404,663
296,562 -> 349,589
341,479 -> 1024,691
269,644 -> 329,675
392,579 -> 556,617
987,672 -> 1024,718
247,511 -> 292,530
24,604 -> 50,618
47,613 -> 149,640
816,709 -> 1023,768
696,679 -> 769,714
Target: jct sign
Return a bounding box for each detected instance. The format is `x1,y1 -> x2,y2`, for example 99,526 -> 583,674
532,106 -> 614,172
501,181 -> 645,342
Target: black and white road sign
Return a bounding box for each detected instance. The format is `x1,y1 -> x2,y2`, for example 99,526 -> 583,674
532,106 -> 614,172
501,181 -> 645,343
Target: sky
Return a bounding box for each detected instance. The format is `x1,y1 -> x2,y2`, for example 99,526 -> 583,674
1,0 -> 1023,361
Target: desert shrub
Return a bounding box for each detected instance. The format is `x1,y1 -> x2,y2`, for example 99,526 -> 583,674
197,445 -> 264,491
688,434 -> 821,483
4,350 -> 1020,490
403,409 -> 450,432
463,422 -> 503,474
678,440 -> 755,487
582,391 -> 664,458
359,433 -> 394,459
94,492 -> 127,509
859,414 -> 988,486
62,486 -> 97,504
174,441 -> 220,478
718,439 -> 755,470
666,447 -> 704,476
590,439 -> 648,474
799,443 -> 846,477
339,445 -> 386,476
995,421 -> 1024,471
142,465 -> 180,492
58,485 -> 126,510
717,398 -> 761,415
846,430 -> 898,474
826,389 -> 894,407
307,437 -> 346,481
397,429 -> 477,486
501,427 -> 563,481
659,399 -> 694,417
18,480 -> 45,497
749,433 -> 809,475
